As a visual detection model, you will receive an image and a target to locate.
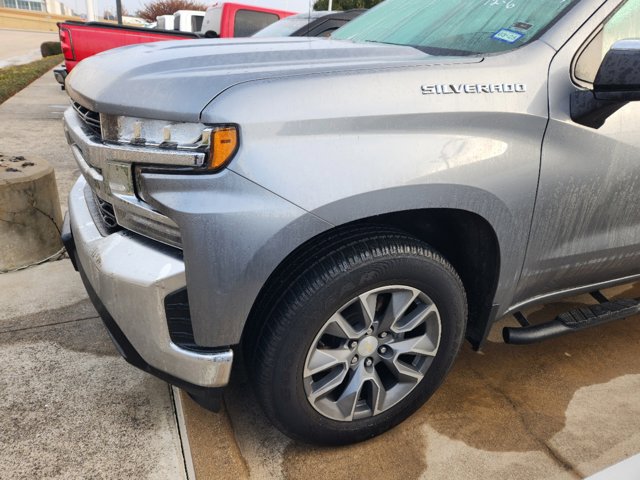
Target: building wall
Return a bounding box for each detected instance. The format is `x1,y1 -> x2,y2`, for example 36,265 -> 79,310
0,7 -> 81,31
0,0 -> 45,12
44,0 -> 72,16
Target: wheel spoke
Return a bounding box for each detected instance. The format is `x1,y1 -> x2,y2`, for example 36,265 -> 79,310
308,364 -> 349,401
385,355 -> 425,383
335,364 -> 367,420
391,302 -> 438,334
304,347 -> 352,378
323,311 -> 363,340
378,288 -> 419,333
368,370 -> 387,415
357,292 -> 377,331
392,333 -> 438,357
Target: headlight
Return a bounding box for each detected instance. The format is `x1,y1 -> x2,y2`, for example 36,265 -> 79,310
100,114 -> 238,172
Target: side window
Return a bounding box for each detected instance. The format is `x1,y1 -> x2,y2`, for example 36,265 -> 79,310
575,0 -> 640,84
192,16 -> 203,33
234,10 -> 279,37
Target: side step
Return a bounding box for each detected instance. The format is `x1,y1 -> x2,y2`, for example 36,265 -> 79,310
503,296 -> 640,345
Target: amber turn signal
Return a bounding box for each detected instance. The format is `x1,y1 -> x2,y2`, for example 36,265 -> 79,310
209,127 -> 238,170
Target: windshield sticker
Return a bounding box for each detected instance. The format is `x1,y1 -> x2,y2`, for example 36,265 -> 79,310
492,29 -> 524,44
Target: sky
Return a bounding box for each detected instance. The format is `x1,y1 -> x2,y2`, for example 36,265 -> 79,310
66,0 -> 314,18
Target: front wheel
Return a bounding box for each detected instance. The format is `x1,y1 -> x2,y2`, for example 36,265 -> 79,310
251,229 -> 467,445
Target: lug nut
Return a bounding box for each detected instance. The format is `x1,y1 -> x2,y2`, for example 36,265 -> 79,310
351,355 -> 359,364
379,332 -> 388,338
379,346 -> 388,355
366,328 -> 373,335
365,358 -> 373,367
350,341 -> 358,349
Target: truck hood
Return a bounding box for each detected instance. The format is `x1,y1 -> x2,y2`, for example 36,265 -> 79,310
66,37 -> 481,122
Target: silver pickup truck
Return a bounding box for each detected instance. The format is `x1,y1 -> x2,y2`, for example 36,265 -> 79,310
61,0 -> 640,445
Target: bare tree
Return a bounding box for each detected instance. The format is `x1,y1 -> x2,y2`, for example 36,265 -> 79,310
136,0 -> 207,22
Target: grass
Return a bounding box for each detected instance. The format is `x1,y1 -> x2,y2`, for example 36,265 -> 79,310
0,54 -> 64,105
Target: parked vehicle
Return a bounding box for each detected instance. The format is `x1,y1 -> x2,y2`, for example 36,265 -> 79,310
61,0 -> 640,445
200,2 -> 293,37
57,21 -> 198,76
156,14 -> 175,30
55,3 -> 296,86
173,9 -> 205,33
54,7 -> 360,87
253,9 -> 365,38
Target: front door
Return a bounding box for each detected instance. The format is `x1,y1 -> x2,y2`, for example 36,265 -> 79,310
517,0 -> 640,303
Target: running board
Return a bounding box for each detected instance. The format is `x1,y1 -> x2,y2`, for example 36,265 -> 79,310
503,296 -> 640,345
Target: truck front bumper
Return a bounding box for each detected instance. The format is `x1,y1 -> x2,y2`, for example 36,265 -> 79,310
64,176 -> 233,393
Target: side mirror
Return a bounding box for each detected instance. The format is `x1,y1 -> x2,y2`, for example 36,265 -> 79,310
571,39 -> 640,128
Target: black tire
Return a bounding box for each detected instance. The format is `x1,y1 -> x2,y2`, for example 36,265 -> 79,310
250,227 -> 467,445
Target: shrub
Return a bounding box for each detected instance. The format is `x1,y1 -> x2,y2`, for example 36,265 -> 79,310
0,55 -> 64,104
41,42 -> 62,58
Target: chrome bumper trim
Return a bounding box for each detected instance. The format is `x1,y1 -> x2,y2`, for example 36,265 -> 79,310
69,176 -> 232,388
63,106 -> 184,248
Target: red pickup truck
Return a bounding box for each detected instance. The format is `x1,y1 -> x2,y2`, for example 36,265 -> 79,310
57,22 -> 198,76
200,2 -> 293,38
54,2 -> 294,85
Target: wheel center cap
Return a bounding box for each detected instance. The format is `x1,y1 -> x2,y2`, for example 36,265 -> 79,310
357,336 -> 379,357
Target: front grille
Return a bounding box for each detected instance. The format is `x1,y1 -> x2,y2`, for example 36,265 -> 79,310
165,289 -> 201,351
72,101 -> 101,136
94,193 -> 118,230
83,184 -> 122,236
165,289 -> 220,352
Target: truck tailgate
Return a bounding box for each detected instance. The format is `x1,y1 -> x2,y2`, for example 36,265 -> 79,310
59,21 -> 199,72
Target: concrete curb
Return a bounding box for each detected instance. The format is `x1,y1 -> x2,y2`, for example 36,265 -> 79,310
173,387 -> 198,480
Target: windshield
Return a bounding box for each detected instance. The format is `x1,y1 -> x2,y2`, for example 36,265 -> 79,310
253,12 -> 326,37
332,0 -> 581,55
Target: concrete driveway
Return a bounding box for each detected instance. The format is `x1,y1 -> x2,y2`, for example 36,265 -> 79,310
182,283 -> 640,479
0,261 -> 188,478
0,29 -> 58,68
0,56 -> 77,214
0,69 -> 188,478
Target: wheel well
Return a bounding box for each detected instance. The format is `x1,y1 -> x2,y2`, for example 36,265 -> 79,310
243,209 -> 500,353
373,209 -> 501,348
